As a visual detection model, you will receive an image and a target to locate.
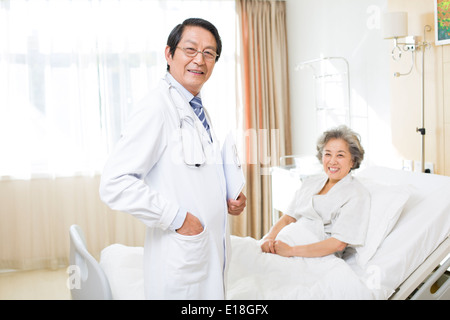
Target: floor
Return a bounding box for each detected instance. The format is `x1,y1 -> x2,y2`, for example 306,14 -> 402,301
0,268 -> 71,300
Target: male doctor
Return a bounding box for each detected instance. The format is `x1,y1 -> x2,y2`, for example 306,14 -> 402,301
99,18 -> 246,299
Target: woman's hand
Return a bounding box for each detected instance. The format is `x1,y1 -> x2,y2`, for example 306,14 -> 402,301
271,238 -> 347,258
273,240 -> 293,257
260,214 -> 296,254
260,238 -> 276,253
261,238 -> 293,256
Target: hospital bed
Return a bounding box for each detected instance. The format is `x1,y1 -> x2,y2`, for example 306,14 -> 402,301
68,166 -> 450,300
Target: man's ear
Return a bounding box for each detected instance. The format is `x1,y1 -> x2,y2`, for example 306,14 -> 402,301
165,46 -> 172,64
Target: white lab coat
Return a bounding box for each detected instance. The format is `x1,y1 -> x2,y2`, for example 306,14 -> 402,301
99,77 -> 229,299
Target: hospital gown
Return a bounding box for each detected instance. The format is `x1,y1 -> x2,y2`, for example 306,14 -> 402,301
283,173 -> 371,249
226,173 -> 373,299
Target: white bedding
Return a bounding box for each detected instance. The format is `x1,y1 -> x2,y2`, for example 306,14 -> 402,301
226,167 -> 450,300
354,167 -> 450,296
100,244 -> 145,300
99,167 -> 450,300
226,219 -> 389,299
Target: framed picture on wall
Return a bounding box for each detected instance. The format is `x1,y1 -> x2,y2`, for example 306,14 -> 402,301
435,0 -> 450,45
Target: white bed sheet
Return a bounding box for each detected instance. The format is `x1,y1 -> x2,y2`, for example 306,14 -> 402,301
352,167 -> 450,297
99,167 -> 450,300
226,167 -> 450,300
100,244 -> 145,300
226,236 -> 384,299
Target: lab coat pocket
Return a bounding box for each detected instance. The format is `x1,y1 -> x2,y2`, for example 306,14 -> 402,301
180,117 -> 206,166
167,227 -> 210,286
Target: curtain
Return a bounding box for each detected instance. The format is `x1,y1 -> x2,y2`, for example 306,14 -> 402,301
0,0 -> 236,271
232,0 -> 292,238
0,176 -> 146,270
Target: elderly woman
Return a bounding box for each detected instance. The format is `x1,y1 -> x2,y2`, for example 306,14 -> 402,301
261,125 -> 370,258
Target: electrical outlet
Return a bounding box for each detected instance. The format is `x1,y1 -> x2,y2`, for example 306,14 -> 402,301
402,160 -> 413,171
412,161 -> 434,173
404,36 -> 417,51
414,161 -> 422,173
425,162 -> 434,174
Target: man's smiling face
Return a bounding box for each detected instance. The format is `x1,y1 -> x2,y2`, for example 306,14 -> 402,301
165,26 -> 217,96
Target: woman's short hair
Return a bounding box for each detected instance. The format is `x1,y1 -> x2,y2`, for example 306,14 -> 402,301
166,18 -> 222,71
316,125 -> 365,170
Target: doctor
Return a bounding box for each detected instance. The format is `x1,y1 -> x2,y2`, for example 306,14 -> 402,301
99,18 -> 246,299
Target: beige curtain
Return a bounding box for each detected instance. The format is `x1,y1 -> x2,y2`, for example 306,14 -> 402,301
232,0 -> 292,238
0,176 -> 146,271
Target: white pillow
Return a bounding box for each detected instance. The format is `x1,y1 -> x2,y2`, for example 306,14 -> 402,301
355,180 -> 410,267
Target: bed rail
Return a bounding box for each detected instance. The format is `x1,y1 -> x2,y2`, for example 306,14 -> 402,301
389,236 -> 450,300
410,254 -> 450,300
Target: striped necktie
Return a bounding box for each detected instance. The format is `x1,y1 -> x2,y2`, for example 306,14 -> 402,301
190,96 -> 212,140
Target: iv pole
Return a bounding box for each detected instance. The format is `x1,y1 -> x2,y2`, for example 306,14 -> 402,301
395,25 -> 432,173
416,25 -> 432,173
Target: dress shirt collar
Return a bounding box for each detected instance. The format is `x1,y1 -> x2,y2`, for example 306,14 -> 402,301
165,72 -> 201,103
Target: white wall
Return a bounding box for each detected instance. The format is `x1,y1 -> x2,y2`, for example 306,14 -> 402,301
387,0 -> 449,175
286,0 -> 400,169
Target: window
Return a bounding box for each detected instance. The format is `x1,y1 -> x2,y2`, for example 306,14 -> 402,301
0,0 -> 236,178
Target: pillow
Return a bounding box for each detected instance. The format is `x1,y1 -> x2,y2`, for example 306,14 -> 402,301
355,180 -> 410,267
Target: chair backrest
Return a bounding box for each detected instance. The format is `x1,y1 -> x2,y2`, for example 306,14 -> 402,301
69,224 -> 112,300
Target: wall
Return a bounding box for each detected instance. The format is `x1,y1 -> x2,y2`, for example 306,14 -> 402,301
388,0 -> 450,175
285,0 -> 450,175
445,47 -> 450,174
285,0 -> 399,169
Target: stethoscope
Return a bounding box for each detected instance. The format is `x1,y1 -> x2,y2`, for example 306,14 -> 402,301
164,75 -> 210,168
164,75 -> 241,171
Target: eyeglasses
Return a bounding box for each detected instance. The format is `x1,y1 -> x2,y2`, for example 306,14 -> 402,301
177,47 -> 219,61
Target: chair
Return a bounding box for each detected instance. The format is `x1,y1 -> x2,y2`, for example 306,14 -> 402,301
69,224 -> 112,300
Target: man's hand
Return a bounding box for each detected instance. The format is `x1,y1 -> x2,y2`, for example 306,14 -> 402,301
176,212 -> 203,236
227,192 -> 247,216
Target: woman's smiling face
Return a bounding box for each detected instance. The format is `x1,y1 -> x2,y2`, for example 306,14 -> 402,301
322,138 -> 354,184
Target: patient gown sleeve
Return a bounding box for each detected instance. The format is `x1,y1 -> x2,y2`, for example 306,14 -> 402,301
331,184 -> 371,247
